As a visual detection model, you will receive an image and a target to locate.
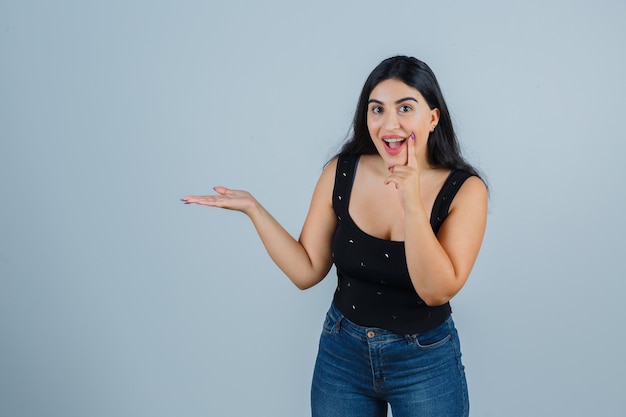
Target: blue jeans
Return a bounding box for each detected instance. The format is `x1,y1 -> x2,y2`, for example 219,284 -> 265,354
311,303 -> 469,417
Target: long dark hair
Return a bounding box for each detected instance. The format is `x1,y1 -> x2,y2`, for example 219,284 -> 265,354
334,56 -> 483,180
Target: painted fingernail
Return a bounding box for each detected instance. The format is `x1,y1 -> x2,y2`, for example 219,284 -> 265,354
410,132 -> 415,141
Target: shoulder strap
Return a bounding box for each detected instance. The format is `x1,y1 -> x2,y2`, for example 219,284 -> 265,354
332,154 -> 358,218
430,170 -> 474,236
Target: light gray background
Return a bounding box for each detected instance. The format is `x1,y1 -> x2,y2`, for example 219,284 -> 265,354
1,1 -> 625,416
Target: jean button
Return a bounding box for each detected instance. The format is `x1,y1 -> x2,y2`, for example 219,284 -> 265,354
367,331 -> 375,338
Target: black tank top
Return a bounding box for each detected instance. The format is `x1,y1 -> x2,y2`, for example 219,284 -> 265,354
331,154 -> 474,334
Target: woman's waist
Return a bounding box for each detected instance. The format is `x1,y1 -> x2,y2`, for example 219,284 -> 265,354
332,287 -> 451,335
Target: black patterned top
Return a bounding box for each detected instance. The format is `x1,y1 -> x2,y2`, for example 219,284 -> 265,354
331,154 -> 474,334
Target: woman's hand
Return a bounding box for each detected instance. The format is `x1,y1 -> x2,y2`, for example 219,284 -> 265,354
181,186 -> 258,215
384,132 -> 423,213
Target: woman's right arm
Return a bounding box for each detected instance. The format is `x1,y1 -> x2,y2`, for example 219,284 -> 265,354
181,159 -> 338,290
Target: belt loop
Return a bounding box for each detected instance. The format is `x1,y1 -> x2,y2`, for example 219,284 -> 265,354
335,316 -> 344,333
404,334 -> 416,345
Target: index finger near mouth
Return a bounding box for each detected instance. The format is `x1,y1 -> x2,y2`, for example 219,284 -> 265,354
406,132 -> 416,167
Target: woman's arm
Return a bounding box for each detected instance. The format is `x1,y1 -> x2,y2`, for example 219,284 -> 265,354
385,135 -> 488,306
402,176 -> 487,305
182,160 -> 338,290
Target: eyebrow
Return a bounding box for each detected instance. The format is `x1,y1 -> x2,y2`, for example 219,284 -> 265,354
368,97 -> 419,105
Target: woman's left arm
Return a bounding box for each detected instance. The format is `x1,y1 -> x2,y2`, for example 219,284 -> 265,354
403,176 -> 488,306
386,134 -> 488,306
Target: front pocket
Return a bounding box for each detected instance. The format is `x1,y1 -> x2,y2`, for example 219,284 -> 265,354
414,321 -> 452,349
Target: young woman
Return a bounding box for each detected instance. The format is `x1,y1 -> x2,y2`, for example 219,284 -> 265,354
182,56 -> 488,417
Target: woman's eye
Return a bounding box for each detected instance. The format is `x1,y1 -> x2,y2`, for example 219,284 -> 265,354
371,106 -> 383,114
399,105 -> 412,113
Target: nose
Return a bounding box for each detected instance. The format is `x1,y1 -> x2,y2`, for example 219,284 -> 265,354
382,111 -> 400,130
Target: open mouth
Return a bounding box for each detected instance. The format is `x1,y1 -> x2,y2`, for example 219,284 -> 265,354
383,137 -> 406,150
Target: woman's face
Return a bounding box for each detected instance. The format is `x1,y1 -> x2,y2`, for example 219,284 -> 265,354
366,78 -> 439,167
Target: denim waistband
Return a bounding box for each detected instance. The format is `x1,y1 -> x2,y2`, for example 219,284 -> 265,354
326,302 -> 419,344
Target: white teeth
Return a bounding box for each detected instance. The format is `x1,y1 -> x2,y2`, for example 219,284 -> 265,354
384,138 -> 405,143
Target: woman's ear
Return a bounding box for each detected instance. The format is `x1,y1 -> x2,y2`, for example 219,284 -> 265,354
431,108 -> 440,126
